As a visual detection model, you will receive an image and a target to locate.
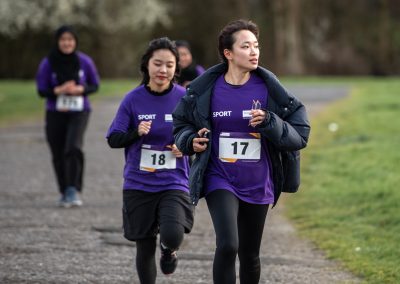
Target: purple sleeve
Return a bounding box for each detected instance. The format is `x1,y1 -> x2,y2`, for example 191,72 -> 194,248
36,58 -> 55,98
81,54 -> 100,86
106,95 -> 134,138
79,53 -> 100,95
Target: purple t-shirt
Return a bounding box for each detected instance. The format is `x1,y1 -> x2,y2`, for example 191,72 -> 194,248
107,84 -> 190,193
36,52 -> 100,112
204,73 -> 274,204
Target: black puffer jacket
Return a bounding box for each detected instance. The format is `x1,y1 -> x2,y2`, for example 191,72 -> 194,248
172,63 -> 310,206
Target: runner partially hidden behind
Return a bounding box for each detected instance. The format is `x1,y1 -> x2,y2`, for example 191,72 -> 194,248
175,40 -> 205,87
173,19 -> 310,283
36,25 -> 100,208
106,37 -> 194,284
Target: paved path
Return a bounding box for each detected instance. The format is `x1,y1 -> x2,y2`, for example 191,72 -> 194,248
0,85 -> 359,283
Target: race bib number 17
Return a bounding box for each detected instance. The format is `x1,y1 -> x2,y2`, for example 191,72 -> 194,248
219,132 -> 261,163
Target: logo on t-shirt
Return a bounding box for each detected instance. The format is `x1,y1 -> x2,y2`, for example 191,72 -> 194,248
213,110 -> 232,118
165,114 -> 173,122
138,114 -> 156,120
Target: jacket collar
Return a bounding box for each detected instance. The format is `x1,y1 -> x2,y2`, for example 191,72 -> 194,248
188,63 -> 275,95
187,63 -> 279,119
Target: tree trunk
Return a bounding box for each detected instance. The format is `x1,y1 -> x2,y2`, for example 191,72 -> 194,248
286,0 -> 304,74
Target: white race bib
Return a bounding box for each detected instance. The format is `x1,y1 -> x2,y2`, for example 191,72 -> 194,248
140,144 -> 176,172
219,132 -> 261,163
56,95 -> 84,111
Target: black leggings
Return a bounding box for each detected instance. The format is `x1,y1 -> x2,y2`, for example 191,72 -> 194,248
45,111 -> 89,194
135,222 -> 184,284
206,190 -> 269,284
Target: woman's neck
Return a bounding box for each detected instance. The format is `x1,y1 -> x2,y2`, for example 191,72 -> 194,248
147,81 -> 170,93
224,66 -> 251,85
145,82 -> 173,96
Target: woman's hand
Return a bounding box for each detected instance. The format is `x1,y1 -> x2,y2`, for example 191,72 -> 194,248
193,128 -> 210,153
68,84 -> 85,96
249,109 -> 266,127
54,81 -> 84,96
138,121 -> 152,136
53,81 -> 73,95
171,144 -> 183,158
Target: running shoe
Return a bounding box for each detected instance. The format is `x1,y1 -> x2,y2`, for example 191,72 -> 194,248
57,194 -> 69,208
160,240 -> 178,275
65,186 -> 83,207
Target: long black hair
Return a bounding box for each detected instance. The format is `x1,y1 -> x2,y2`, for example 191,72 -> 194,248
48,25 -> 81,84
140,37 -> 180,85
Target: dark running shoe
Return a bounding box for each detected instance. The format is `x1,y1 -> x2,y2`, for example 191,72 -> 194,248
160,241 -> 178,275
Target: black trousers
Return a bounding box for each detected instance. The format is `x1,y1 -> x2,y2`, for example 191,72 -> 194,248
206,190 -> 269,284
45,111 -> 89,194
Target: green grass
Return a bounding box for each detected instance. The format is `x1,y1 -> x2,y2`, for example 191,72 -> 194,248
0,81 -> 42,126
0,79 -> 136,127
286,79 -> 400,283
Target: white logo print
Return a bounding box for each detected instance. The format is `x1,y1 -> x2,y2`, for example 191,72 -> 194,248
165,114 -> 173,122
213,110 -> 232,118
138,114 -> 156,120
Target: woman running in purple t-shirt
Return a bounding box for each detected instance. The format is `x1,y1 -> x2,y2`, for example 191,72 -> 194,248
36,25 -> 100,208
173,20 -> 310,283
107,37 -> 193,284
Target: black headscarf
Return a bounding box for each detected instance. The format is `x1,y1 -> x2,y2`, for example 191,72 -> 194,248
48,25 -> 80,84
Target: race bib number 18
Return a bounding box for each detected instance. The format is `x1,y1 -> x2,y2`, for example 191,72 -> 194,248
140,144 -> 176,172
219,132 -> 261,163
